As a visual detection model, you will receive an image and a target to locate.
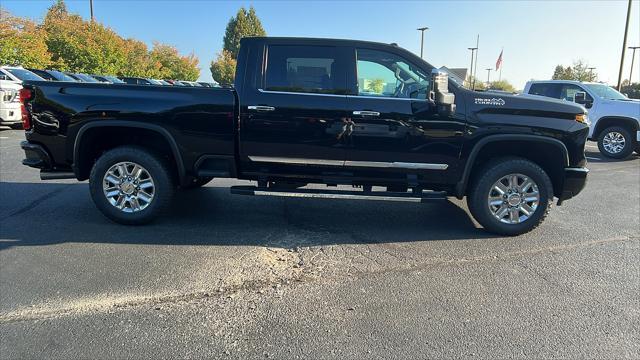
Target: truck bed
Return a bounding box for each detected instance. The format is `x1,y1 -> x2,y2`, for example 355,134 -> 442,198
23,81 -> 238,179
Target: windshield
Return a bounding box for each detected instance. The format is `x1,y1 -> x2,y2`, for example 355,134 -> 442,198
5,68 -> 44,81
101,76 -> 125,84
48,70 -> 77,82
584,83 -> 627,100
75,73 -> 99,83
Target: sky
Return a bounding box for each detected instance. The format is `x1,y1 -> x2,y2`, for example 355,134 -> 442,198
3,0 -> 639,89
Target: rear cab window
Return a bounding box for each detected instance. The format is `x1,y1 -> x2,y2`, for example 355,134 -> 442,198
264,45 -> 349,95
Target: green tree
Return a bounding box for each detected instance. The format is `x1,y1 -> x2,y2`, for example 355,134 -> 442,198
211,6 -> 266,83
210,50 -> 236,85
0,9 -> 51,68
366,78 -> 385,94
42,0 -> 128,74
465,75 -> 486,90
150,42 -> 200,80
222,6 -> 266,59
551,60 -> 597,82
488,79 -> 516,92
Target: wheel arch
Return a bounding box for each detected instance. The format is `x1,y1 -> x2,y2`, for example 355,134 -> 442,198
72,120 -> 186,184
592,116 -> 639,139
455,134 -> 569,199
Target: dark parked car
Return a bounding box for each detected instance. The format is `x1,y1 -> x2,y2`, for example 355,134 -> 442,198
198,82 -> 219,88
119,77 -> 155,85
64,72 -> 100,83
19,37 -> 589,235
27,69 -> 77,82
91,75 -> 126,84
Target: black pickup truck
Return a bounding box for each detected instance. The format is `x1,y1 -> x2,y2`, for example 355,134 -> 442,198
19,37 -> 589,235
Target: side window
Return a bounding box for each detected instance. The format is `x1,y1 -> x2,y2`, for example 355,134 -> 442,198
560,84 -> 593,102
355,48 -> 430,99
529,83 -> 561,99
264,45 -> 347,95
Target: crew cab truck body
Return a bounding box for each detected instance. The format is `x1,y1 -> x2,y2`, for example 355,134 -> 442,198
524,80 -> 640,159
19,37 -> 589,235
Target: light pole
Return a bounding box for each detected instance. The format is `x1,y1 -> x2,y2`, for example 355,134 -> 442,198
617,0 -> 632,90
417,27 -> 429,59
587,67 -> 596,81
485,68 -> 492,87
628,46 -> 640,85
89,0 -> 94,21
467,47 -> 477,89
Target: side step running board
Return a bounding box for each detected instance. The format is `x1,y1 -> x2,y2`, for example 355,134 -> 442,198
230,185 -> 446,203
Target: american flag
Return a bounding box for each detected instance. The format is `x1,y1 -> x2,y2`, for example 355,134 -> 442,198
496,50 -> 503,71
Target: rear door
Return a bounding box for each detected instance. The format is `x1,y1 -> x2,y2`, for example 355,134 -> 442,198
239,43 -> 351,177
343,47 -> 466,184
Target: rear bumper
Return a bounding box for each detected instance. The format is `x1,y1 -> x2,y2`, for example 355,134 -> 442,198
21,141 -> 53,169
557,167 -> 588,205
21,141 -> 76,180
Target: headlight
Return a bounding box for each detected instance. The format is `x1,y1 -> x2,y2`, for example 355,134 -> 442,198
575,113 -> 589,125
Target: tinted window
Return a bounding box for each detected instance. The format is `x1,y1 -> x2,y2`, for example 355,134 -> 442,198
265,45 -> 347,94
559,84 -> 593,102
28,69 -> 54,80
5,68 -> 44,81
528,83 -> 561,98
356,48 -> 430,99
48,70 -> 77,82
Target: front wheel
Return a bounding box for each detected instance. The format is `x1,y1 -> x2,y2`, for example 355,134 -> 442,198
89,146 -> 175,225
467,158 -> 553,236
597,126 -> 634,159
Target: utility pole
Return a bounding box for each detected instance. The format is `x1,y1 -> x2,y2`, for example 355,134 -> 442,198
473,34 -> 480,91
485,68 -> 492,87
90,0 -> 94,21
467,47 -> 477,89
587,67 -> 596,81
628,46 -> 640,85
417,27 -> 429,59
617,0 -> 632,90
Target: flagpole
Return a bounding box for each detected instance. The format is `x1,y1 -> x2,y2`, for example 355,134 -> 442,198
499,48 -> 503,81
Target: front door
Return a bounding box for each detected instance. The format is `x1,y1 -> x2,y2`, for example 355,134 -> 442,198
344,47 -> 466,184
239,44 -> 351,177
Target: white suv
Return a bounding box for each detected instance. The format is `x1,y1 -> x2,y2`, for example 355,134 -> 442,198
523,80 -> 640,159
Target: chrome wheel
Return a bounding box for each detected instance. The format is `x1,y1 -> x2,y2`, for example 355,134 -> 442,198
488,173 -> 539,224
602,131 -> 626,154
102,161 -> 155,213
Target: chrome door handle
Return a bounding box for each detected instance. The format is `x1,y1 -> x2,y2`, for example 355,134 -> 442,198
352,110 -> 380,117
248,105 -> 276,112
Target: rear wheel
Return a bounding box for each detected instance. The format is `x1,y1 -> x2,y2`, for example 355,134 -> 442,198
467,158 -> 553,236
89,146 -> 175,225
597,126 -> 634,159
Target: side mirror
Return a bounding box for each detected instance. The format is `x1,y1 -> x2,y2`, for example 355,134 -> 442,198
574,91 -> 587,104
430,69 -> 456,116
574,91 -> 593,109
0,74 -> 8,81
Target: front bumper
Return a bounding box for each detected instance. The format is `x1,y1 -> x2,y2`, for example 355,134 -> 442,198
557,167 -> 588,205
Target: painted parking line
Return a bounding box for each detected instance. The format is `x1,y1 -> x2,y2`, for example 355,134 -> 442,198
586,156 -> 602,161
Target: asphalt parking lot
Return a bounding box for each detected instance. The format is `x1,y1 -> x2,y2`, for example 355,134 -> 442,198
0,128 -> 638,359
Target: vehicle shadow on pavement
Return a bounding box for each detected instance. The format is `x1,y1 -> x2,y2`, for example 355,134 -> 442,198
0,181 -> 489,251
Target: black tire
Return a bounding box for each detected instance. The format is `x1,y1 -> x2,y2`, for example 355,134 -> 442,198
597,126 -> 634,159
181,176 -> 213,189
89,146 -> 175,225
467,157 -> 553,236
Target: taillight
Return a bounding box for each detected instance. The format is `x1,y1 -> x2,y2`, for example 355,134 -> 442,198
19,88 -> 33,130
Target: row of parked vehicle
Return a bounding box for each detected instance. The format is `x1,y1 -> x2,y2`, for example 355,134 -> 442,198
0,65 -> 219,127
